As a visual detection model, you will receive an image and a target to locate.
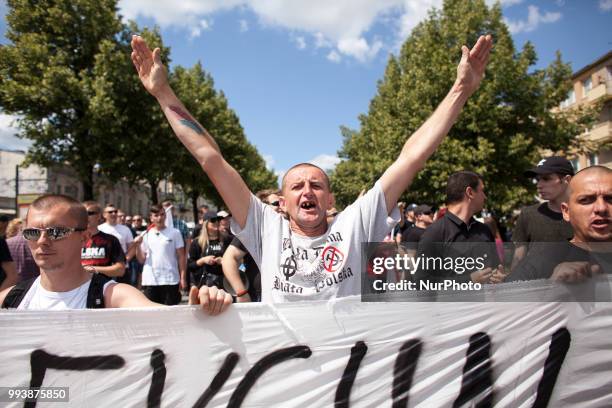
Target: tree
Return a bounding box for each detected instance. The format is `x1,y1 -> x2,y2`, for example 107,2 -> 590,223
0,0 -> 125,199
331,0 -> 598,213
89,23 -> 176,204
169,62 -> 278,219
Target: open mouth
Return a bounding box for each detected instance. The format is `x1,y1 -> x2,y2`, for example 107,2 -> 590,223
592,219 -> 610,228
300,201 -> 316,210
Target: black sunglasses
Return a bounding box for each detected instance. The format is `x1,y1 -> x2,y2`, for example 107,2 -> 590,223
105,210 -> 118,214
269,201 -> 280,207
87,211 -> 100,216
22,226 -> 86,241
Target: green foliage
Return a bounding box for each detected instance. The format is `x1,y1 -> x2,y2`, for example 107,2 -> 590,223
331,0 -> 598,214
0,0 -> 276,204
169,63 -> 277,207
0,0 -> 124,198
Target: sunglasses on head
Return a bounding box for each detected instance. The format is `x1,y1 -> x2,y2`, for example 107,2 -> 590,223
22,226 -> 86,241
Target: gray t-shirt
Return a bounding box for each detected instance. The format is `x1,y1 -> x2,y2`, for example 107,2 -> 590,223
512,203 -> 573,248
232,181 -> 399,303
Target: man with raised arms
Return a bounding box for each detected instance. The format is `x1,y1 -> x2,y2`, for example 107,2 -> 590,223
130,34 -> 492,303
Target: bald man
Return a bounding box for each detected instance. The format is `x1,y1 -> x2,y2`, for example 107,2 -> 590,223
507,166 -> 612,282
131,33 -> 493,302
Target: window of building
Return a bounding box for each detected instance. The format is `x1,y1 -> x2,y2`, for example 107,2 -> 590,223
56,185 -> 62,194
570,158 -> 579,172
560,89 -> 575,108
588,153 -> 599,167
582,77 -> 592,95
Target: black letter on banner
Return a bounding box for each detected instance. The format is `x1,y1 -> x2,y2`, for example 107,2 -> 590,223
192,352 -> 240,408
392,339 -> 422,408
27,349 -> 125,408
148,349 -> 166,408
335,341 -> 368,408
228,346 -> 311,408
453,332 -> 494,408
532,327 -> 571,408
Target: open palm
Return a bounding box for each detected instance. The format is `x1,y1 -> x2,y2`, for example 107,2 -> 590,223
131,35 -> 168,97
455,35 -> 493,96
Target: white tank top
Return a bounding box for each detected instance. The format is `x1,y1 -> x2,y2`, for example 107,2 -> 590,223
17,276 -> 116,310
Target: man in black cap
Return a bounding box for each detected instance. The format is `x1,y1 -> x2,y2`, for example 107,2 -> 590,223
510,156 -> 574,271
401,204 -> 434,243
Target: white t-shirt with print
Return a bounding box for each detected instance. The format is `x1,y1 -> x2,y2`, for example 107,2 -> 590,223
98,223 -> 134,254
232,181 -> 399,303
140,227 -> 184,286
17,276 -> 116,310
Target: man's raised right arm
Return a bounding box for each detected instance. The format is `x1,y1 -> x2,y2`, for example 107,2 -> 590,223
131,35 -> 251,228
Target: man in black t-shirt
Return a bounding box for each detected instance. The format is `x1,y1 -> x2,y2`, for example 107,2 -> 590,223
401,204 -> 434,243
508,166 -> 612,282
511,156 -> 574,271
81,202 -> 126,279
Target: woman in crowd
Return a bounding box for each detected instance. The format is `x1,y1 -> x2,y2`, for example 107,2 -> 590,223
5,218 -> 23,239
187,213 -> 227,288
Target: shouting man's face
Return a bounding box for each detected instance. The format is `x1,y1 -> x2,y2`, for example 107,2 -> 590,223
281,165 -> 333,236
562,169 -> 612,243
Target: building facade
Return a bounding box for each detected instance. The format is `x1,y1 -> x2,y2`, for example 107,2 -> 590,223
560,51 -> 612,170
0,149 -> 152,218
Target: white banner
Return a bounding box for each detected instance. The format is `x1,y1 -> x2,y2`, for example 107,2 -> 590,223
1,281 -> 612,407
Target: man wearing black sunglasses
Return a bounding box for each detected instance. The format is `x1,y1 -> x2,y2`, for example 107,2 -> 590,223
1,195 -> 232,314
401,205 -> 434,243
80,201 -> 126,279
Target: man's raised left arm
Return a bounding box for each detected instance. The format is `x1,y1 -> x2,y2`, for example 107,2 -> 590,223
379,35 -> 493,212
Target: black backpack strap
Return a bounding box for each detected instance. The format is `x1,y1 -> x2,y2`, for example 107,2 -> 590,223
2,277 -> 37,309
86,273 -> 112,309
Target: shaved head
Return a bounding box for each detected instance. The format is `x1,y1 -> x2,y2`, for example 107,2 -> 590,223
282,163 -> 330,193
567,166 -> 612,197
562,165 -> 612,243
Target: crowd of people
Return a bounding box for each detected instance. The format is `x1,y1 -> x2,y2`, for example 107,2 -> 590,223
0,32 -> 609,313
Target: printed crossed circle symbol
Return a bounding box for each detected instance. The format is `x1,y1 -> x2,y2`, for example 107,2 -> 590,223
322,246 -> 344,273
281,256 -> 297,281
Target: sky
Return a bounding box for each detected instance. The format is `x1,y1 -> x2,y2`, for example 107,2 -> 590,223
0,0 -> 610,183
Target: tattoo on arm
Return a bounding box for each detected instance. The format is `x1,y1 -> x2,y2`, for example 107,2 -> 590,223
169,106 -> 205,135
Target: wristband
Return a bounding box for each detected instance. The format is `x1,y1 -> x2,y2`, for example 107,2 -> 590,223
236,289 -> 248,298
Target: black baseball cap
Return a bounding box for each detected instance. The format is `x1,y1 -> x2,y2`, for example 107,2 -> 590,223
414,204 -> 433,215
203,213 -> 221,222
524,156 -> 574,177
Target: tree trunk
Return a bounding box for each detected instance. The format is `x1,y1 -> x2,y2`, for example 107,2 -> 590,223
82,165 -> 95,201
191,191 -> 199,222
148,180 -> 159,204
